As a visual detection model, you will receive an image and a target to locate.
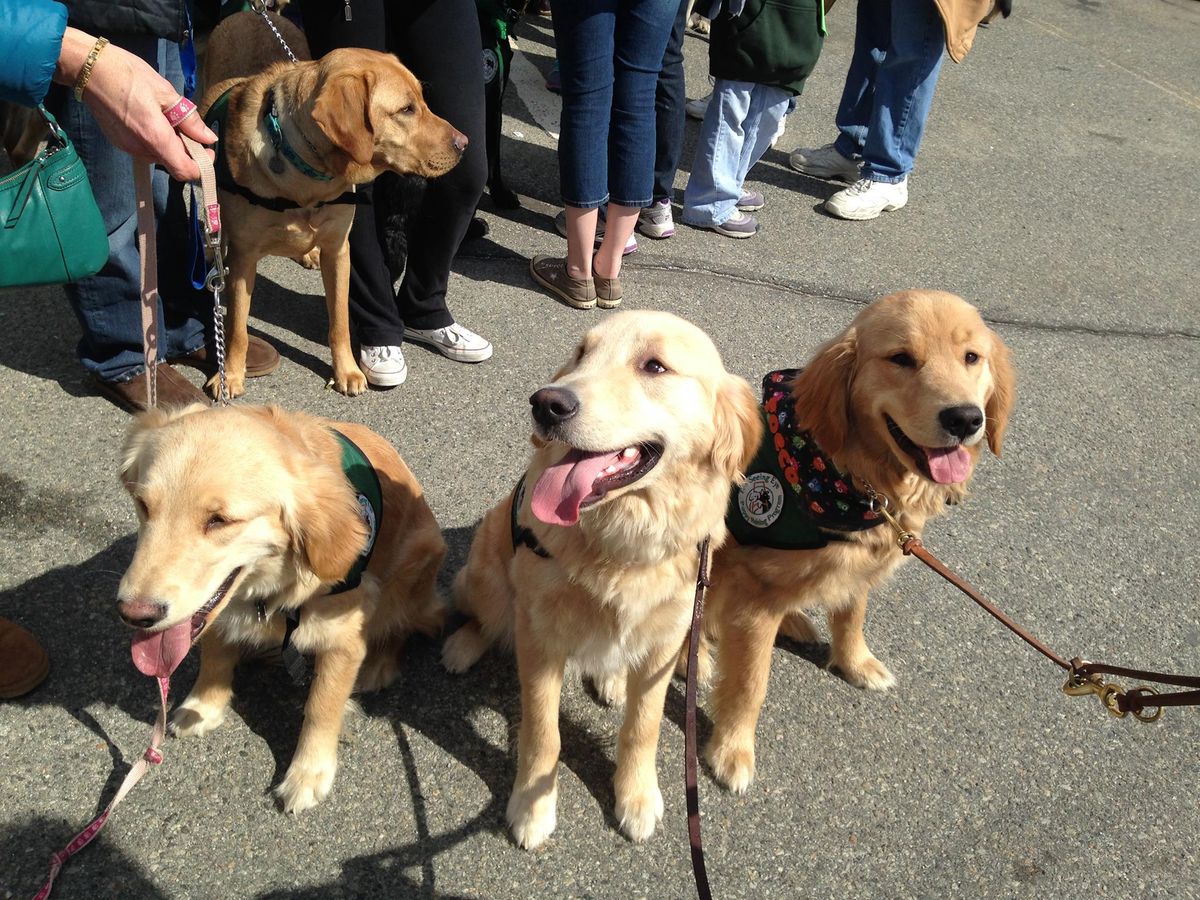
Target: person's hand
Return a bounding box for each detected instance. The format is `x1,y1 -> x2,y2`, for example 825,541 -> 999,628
54,28 -> 216,182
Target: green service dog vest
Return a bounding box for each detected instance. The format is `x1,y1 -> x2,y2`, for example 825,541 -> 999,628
726,369 -> 884,550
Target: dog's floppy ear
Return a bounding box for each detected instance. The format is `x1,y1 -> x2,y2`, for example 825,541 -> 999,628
283,455 -> 369,583
985,329 -> 1016,456
711,373 -> 764,482
792,327 -> 857,457
120,403 -> 207,490
311,70 -> 377,167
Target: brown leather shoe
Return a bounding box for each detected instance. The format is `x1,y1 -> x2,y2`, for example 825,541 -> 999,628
169,335 -> 281,378
0,617 -> 49,699
91,363 -> 208,413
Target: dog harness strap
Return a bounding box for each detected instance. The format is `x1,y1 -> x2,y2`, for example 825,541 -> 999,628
327,430 -> 384,595
510,473 -> 551,559
727,369 -> 883,550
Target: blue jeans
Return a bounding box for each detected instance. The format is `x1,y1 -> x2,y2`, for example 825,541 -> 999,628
681,79 -> 791,227
651,0 -> 690,202
552,0 -> 678,209
833,0 -> 945,183
50,37 -> 205,383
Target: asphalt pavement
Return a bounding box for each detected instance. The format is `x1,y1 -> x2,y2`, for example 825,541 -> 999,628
2,1 -> 1198,897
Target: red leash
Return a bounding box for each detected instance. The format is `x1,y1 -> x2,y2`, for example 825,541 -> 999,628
34,676 -> 171,899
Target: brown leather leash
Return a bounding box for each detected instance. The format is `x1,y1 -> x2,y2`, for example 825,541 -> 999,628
863,485 -> 1200,722
684,537 -> 713,900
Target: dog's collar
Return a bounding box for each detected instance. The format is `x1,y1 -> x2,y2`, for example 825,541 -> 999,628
204,88 -> 366,211
511,473 -> 551,559
264,90 -> 334,182
727,369 -> 884,550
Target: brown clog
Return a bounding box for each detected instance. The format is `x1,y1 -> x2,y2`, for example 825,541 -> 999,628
0,617 -> 49,700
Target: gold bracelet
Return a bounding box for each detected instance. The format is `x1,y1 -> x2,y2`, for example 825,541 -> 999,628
73,36 -> 110,102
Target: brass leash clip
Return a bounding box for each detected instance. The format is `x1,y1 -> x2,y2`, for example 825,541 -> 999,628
1062,665 -> 1162,723
862,483 -> 916,548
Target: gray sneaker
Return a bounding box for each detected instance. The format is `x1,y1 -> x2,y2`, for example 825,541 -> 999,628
737,190 -> 765,212
710,210 -> 759,239
637,199 -> 675,239
788,143 -> 861,182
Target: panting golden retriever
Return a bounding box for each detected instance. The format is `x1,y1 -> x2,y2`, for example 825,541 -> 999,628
117,404 -> 445,813
442,310 -> 762,848
200,13 -> 466,397
704,290 -> 1015,792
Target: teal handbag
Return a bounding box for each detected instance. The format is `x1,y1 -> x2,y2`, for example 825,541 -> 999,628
0,106 -> 108,288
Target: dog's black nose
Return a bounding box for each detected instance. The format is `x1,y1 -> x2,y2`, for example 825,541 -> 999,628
118,599 -> 167,629
938,404 -> 984,439
530,387 -> 580,429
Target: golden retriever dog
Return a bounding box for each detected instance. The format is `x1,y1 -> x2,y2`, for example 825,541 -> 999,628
704,290 -> 1015,793
200,13 -> 466,397
441,310 -> 762,848
117,404 -> 445,813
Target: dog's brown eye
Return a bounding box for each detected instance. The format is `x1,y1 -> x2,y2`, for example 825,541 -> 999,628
964,351 -> 979,365
401,104 -> 416,116
889,352 -> 916,368
642,358 -> 668,375
205,513 -> 230,533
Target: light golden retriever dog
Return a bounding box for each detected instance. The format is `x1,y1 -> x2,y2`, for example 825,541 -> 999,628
200,13 -> 466,397
442,311 -> 761,848
117,404 -> 445,813
704,290 -> 1015,793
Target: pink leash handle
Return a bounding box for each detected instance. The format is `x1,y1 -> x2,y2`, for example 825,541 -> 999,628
34,676 -> 170,900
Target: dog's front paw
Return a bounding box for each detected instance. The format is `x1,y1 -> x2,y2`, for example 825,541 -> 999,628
332,366 -> 368,396
275,755 -> 337,814
207,371 -> 246,399
506,785 -> 557,850
831,652 -> 895,691
356,648 -> 399,693
292,248 -> 321,270
705,735 -> 756,794
441,623 -> 487,674
170,697 -> 227,738
589,671 -> 626,707
614,783 -> 663,843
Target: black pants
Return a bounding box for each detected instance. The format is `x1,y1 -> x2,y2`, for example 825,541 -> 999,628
301,0 -> 487,343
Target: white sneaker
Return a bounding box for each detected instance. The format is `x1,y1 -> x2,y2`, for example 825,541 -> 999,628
405,322 -> 493,363
788,143 -> 861,182
685,93 -> 711,121
359,345 -> 408,387
637,199 -> 675,239
824,177 -> 909,221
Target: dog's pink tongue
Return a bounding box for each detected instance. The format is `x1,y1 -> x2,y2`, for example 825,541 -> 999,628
531,448 -> 623,526
924,445 -> 972,484
131,622 -> 192,678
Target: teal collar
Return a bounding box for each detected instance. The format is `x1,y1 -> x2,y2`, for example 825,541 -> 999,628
264,91 -> 333,182
328,430 -> 383,594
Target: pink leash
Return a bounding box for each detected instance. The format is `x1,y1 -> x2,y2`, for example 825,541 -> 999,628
35,130 -> 221,897
34,677 -> 171,900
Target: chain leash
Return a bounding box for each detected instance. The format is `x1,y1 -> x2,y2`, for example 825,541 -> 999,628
250,0 -> 301,63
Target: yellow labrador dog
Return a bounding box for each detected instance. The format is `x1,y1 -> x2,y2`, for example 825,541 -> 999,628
118,404 -> 445,812
442,310 -> 762,848
704,290 -> 1015,793
200,13 -> 465,397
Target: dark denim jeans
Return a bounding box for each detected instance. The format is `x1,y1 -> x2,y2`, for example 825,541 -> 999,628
833,0 -> 946,183
50,36 -> 205,383
553,0 -> 679,209
651,0 -> 690,203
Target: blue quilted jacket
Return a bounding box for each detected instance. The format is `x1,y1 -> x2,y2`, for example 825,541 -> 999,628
0,0 -> 69,106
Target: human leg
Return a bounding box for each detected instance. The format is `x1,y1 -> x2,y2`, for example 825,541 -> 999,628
859,0 -> 946,181
681,80 -> 755,229
833,0 -> 890,161
596,0 -> 677,276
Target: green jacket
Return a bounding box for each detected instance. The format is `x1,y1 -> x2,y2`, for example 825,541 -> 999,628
709,0 -> 826,96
